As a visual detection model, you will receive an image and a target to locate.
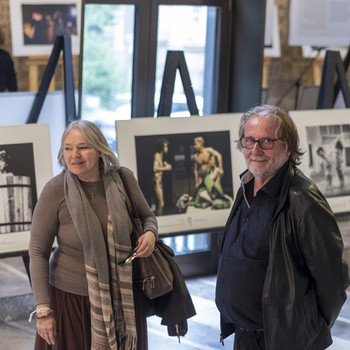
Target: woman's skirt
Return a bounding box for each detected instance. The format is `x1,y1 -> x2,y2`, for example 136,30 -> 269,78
34,285 -> 148,350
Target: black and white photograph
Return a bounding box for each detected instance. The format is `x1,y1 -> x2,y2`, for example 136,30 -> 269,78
0,124 -> 52,255
306,124 -> 349,198
116,113 -> 246,234
0,143 -> 36,234
291,108 -> 350,214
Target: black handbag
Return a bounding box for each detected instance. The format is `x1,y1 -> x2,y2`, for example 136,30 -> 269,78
130,216 -> 174,299
119,169 -> 174,299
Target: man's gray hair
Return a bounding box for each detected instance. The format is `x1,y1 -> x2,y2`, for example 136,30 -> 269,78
237,105 -> 303,166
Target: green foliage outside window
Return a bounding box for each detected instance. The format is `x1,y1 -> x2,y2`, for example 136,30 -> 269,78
82,5 -> 130,111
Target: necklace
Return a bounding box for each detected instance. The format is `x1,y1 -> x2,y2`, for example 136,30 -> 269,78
85,189 -> 94,200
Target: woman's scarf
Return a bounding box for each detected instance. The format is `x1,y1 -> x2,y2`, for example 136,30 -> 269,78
64,170 -> 137,350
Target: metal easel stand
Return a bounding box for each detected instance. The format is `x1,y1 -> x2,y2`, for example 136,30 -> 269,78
157,50 -> 199,117
317,47 -> 350,109
26,35 -> 77,125
23,35 -> 76,283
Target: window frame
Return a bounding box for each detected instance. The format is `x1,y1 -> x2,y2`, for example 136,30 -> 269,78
78,0 -> 234,118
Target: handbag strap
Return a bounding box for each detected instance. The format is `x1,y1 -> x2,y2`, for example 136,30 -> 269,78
119,167 -> 140,220
119,167 -> 159,246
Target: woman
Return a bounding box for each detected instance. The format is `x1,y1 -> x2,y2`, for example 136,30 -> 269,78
29,120 -> 157,350
195,154 -> 223,204
185,154 -> 230,210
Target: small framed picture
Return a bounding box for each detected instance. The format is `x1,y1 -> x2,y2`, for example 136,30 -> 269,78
9,0 -> 80,56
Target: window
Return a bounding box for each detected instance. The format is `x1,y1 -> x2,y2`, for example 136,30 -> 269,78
80,3 -> 135,150
154,5 -> 217,116
80,1 -> 229,152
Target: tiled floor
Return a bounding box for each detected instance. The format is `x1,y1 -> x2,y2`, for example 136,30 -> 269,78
1,256 -> 350,350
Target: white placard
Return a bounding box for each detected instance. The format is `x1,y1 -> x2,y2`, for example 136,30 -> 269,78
289,0 -> 350,47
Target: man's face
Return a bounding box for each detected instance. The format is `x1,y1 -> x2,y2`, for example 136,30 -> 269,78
243,116 -> 290,184
194,139 -> 202,151
163,143 -> 169,154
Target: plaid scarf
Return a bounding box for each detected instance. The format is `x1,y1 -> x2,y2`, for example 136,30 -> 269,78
64,170 -> 137,350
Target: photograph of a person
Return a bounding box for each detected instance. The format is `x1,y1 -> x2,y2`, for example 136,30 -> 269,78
135,131 -> 234,216
306,124 -> 350,197
0,143 -> 37,234
153,138 -> 172,216
22,3 -> 77,45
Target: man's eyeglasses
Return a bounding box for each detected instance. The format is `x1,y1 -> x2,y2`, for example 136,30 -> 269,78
240,137 -> 281,150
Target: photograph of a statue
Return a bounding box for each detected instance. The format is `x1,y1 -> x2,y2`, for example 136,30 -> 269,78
134,131 -> 233,216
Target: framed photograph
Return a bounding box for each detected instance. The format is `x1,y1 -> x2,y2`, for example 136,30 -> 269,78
9,0 -> 81,56
116,114 -> 247,235
264,0 -> 281,57
0,124 -> 52,256
291,108 -> 350,213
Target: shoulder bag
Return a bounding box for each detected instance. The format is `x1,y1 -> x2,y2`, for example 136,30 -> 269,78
119,168 -> 174,299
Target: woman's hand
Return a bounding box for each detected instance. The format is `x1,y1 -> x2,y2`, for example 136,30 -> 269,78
37,316 -> 57,345
135,231 -> 156,258
36,304 -> 57,345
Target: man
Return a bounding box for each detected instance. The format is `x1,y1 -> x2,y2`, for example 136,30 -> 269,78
0,29 -> 17,92
215,105 -> 349,350
193,136 -> 223,188
316,146 -> 332,191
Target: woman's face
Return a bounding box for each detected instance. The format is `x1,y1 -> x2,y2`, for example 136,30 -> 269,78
0,158 -> 6,171
209,155 -> 216,167
63,129 -> 101,182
